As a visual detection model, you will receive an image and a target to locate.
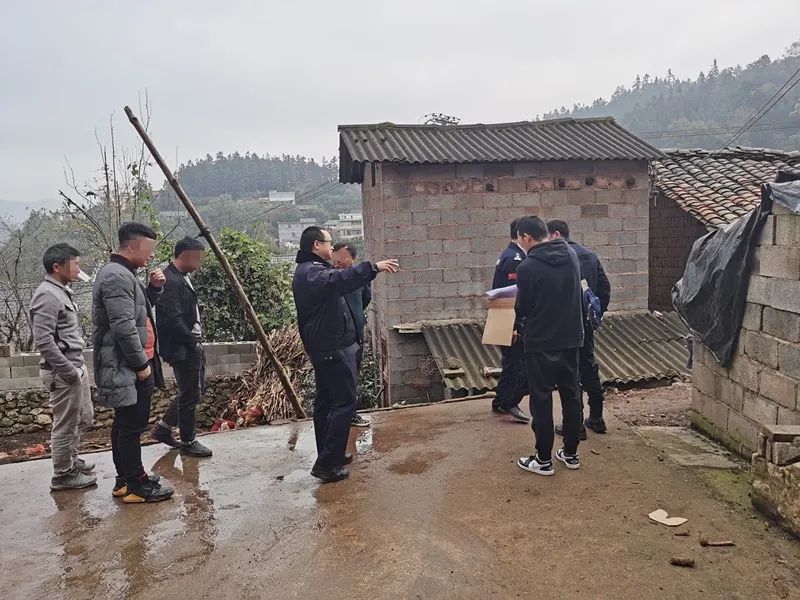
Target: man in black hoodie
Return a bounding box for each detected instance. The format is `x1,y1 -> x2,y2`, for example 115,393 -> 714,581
293,226 -> 398,483
514,216 -> 584,476
547,220 -> 611,437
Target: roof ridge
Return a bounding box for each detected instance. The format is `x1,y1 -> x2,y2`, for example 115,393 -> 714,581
337,116 -> 617,132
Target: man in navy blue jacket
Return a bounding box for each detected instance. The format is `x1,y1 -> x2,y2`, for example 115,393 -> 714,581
490,219 -> 529,423
293,226 -> 398,483
547,220 -> 612,438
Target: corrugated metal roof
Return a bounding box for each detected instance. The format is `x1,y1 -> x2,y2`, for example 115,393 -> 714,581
417,312 -> 689,395
651,147 -> 800,228
338,118 -> 663,183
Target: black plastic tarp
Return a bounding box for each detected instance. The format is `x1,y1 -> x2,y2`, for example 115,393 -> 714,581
673,174 -> 800,366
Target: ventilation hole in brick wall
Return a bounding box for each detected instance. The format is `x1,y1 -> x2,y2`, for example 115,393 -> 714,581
585,176 -> 595,186
485,182 -> 495,192
557,178 -> 566,189
625,176 -> 636,187
444,183 -> 454,192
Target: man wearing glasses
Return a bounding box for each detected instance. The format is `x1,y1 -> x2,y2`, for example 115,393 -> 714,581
293,226 -> 399,483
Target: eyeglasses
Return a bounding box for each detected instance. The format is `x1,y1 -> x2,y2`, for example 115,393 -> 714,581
319,239 -> 333,245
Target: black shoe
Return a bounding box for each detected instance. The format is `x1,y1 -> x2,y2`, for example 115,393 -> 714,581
584,417 -> 607,434
554,424 -> 588,441
491,403 -> 503,414
180,440 -> 213,458
343,453 -> 353,465
311,465 -> 350,484
123,480 -> 174,504
112,473 -> 161,498
151,424 -> 179,448
505,406 -> 531,424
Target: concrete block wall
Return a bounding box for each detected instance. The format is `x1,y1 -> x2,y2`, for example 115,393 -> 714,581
362,159 -> 650,405
648,192 -> 709,312
691,211 -> 800,455
0,342 -> 258,391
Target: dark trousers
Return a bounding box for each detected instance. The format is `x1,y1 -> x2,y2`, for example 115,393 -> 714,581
111,373 -> 155,486
493,343 -> 528,411
161,349 -> 205,442
526,349 -> 582,459
580,326 -> 604,419
312,343 -> 358,469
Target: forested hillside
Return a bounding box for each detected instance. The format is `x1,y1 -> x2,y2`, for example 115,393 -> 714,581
541,41 -> 800,150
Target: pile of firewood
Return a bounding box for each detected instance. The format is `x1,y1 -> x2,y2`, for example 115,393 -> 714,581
225,324 -> 313,425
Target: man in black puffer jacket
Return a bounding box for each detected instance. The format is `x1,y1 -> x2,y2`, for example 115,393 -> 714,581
547,220 -> 611,437
514,216 -> 584,477
293,226 -> 399,483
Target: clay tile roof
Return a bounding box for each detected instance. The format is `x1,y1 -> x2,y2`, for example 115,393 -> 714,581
652,147 -> 800,228
338,117 -> 663,183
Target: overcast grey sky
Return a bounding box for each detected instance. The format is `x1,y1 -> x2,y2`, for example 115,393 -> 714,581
2,0 -> 799,205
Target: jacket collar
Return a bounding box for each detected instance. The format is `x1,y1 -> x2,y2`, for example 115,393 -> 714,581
110,253 -> 138,274
296,249 -> 331,266
44,275 -> 73,297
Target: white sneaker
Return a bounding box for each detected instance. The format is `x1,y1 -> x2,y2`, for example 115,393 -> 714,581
556,448 -> 581,470
517,455 -> 554,476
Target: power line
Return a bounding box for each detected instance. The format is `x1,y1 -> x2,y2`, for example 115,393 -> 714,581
639,120 -> 800,140
716,64 -> 800,149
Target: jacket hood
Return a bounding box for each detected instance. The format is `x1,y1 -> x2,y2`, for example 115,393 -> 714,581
528,238 -> 572,266
296,249 -> 331,266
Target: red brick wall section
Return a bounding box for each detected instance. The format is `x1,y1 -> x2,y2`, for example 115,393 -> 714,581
365,159 -> 650,404
648,192 -> 708,312
691,209 -> 800,455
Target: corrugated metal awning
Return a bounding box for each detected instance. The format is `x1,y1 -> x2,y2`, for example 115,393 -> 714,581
412,312 -> 689,395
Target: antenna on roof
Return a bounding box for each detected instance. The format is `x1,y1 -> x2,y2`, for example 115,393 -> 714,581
420,112 -> 461,126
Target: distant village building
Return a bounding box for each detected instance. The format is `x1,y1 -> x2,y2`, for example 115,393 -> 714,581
268,190 -> 296,204
277,217 -> 317,249
338,117 -> 661,405
648,148 -> 800,312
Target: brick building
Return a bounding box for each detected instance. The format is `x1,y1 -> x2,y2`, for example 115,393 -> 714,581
649,148 -> 800,312
338,118 -> 661,404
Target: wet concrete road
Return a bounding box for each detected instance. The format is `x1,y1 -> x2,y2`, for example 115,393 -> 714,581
1,398 -> 799,599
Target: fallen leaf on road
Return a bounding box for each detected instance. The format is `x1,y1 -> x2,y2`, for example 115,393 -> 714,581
590,449 -> 600,455
24,444 -> 46,457
670,557 -> 696,568
649,509 -> 688,527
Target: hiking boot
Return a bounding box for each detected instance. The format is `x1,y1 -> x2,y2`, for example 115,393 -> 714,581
151,424 -> 180,448
584,416 -> 607,434
73,457 -> 96,473
122,479 -> 174,504
504,406 -> 530,424
351,414 -> 370,428
112,473 -> 161,498
556,448 -> 581,470
516,455 -> 554,476
50,469 -> 97,491
311,464 -> 350,484
554,423 -> 588,441
180,440 -> 213,458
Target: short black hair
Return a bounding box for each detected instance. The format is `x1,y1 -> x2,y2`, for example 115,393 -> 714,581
118,222 -> 157,247
300,226 -> 329,251
510,219 -> 519,239
516,216 -> 549,242
174,237 -> 206,258
332,242 -> 357,259
42,243 -> 80,274
547,219 -> 570,238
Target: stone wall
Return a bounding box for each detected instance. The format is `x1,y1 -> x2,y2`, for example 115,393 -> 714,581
691,209 -> 800,455
648,192 -> 709,312
362,159 -> 650,405
0,342 -> 257,437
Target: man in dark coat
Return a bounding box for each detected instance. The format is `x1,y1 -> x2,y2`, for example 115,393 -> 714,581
293,226 -> 398,483
332,242 -> 372,428
547,220 -> 612,437
490,219 -> 529,423
92,222 -> 172,503
514,216 -> 584,476
151,237 -> 212,457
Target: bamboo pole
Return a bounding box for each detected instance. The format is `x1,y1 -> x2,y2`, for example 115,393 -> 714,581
124,106 -> 306,419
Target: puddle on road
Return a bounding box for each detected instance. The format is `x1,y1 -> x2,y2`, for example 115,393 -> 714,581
388,450 -> 447,475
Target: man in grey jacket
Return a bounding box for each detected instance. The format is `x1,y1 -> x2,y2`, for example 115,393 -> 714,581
30,243 -> 97,491
93,222 -> 173,504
